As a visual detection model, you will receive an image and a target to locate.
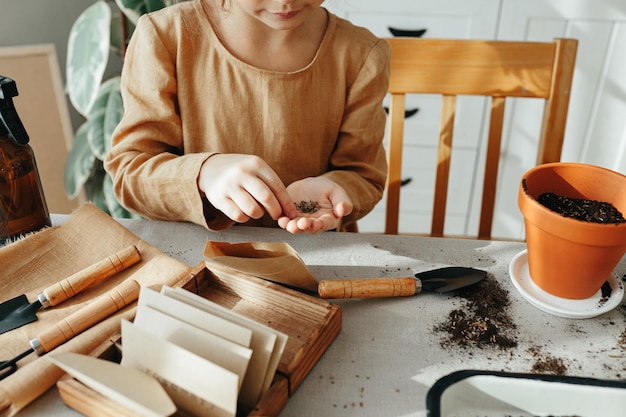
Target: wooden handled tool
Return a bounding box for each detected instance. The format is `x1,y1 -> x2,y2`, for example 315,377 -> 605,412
32,279 -> 141,354
318,267 -> 488,299
0,244 -> 142,335
318,277 -> 418,299
0,279 -> 141,380
42,244 -> 141,307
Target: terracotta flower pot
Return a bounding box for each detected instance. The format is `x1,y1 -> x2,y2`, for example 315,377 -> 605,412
518,162 -> 626,299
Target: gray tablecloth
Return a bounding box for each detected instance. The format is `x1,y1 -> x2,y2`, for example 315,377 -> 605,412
19,215 -> 626,416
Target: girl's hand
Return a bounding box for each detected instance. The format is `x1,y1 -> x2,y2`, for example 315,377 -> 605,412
278,177 -> 353,234
198,154 -> 298,223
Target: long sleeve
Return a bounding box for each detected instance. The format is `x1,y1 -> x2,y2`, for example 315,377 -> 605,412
104,1 -> 390,231
104,11 -> 231,230
322,38 -> 390,225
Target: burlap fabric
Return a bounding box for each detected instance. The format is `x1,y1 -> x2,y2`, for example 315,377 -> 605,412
0,203 -> 191,416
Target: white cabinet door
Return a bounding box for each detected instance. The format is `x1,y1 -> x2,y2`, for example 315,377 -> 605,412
491,0 -> 626,239
326,0 -> 626,239
324,0 -> 502,234
324,0 -> 500,39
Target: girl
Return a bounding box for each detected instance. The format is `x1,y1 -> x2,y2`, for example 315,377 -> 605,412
104,0 -> 390,234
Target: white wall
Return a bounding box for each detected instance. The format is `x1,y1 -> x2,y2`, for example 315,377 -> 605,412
0,0 -> 122,131
327,0 -> 626,239
0,0 -> 123,213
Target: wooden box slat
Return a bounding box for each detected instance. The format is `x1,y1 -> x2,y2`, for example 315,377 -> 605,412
57,261 -> 341,417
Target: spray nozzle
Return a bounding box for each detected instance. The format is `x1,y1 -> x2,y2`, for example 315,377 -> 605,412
0,76 -> 29,145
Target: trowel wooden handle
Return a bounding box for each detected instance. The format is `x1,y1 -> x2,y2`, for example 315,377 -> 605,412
42,245 -> 141,307
33,279 -> 141,354
318,277 -> 417,299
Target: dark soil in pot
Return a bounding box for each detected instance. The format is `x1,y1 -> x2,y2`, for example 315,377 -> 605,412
537,192 -> 626,224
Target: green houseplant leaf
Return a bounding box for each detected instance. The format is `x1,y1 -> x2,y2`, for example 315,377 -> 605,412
85,166 -> 108,212
67,1 -> 111,116
65,1 -> 168,218
88,77 -> 123,160
64,122 -> 96,199
103,173 -> 141,218
109,11 -> 124,55
115,0 -> 168,24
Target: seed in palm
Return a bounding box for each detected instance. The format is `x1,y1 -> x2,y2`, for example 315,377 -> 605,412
294,200 -> 321,214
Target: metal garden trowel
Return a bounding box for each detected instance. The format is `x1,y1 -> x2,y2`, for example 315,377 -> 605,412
318,266 -> 487,299
0,245 -> 140,334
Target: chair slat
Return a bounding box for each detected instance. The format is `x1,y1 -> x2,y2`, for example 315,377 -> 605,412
478,97 -> 506,240
381,37 -> 578,239
384,93 -> 407,235
388,39 -> 556,97
430,95 -> 456,237
537,39 -> 578,165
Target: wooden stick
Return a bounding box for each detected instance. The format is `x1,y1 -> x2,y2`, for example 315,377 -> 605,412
42,245 -> 141,307
33,279 -> 141,354
318,277 -> 417,299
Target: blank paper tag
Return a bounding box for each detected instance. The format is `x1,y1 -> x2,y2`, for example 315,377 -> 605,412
121,320 -> 239,417
161,286 -> 287,407
133,303 -> 252,392
137,286 -> 253,348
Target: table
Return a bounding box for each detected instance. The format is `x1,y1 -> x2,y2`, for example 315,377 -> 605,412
20,215 -> 626,416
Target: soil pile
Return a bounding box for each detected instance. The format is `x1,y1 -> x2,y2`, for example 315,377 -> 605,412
434,276 -> 518,349
528,346 -> 568,376
537,192 -> 625,224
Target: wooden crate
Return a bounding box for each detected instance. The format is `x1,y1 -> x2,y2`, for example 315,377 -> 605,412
57,261 -> 342,417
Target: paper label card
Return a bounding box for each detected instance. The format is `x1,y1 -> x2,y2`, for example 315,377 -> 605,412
47,352 -> 177,417
161,286 -> 287,407
121,320 -> 239,417
133,303 -> 252,391
113,284 -> 288,415
137,286 -> 253,348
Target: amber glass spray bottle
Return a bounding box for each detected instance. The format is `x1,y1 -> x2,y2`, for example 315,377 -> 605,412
0,76 -> 51,242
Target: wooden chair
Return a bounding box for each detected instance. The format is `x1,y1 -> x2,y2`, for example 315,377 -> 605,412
383,37 -> 578,239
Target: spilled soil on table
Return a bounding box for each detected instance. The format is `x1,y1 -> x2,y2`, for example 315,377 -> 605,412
433,271 -> 626,378
528,345 -> 568,375
617,301 -> 626,352
432,275 -> 573,375
434,275 -> 518,349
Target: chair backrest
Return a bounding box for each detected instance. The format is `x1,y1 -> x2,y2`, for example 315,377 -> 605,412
384,37 -> 578,239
